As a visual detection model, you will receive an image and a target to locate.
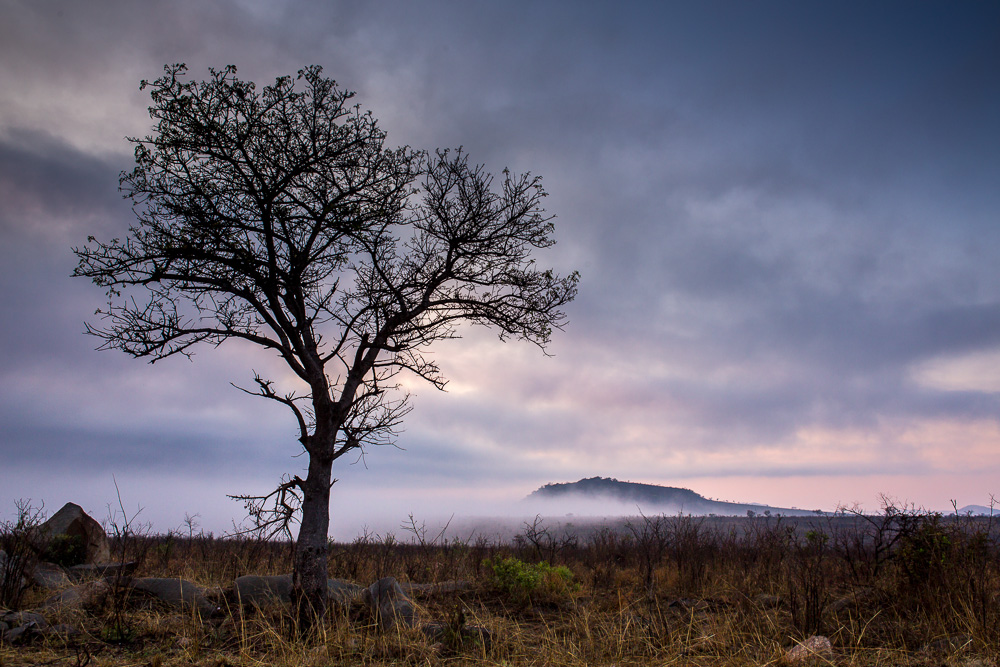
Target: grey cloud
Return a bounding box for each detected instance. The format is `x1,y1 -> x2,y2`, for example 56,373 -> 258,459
2,1 -> 1000,527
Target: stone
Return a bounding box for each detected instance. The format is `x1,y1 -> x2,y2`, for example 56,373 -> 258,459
364,577 -> 417,631
68,561 -> 138,581
234,574 -> 366,608
37,503 -> 110,564
234,574 -> 293,606
31,562 -> 72,589
400,580 -> 472,597
1,610 -> 48,629
39,579 -> 110,611
130,577 -> 221,617
2,621 -> 39,644
328,578 -> 365,605
785,635 -> 833,663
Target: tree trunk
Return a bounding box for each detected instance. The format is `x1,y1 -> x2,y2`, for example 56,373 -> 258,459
292,452 -> 333,632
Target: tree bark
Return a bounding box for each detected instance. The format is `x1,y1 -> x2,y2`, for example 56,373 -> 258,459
292,452 -> 333,631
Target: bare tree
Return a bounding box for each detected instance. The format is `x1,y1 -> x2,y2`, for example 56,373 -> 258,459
73,64 -> 578,628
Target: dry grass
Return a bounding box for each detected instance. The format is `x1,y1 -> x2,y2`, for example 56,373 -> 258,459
2,508 -> 998,667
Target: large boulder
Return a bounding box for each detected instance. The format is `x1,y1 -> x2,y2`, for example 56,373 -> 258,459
37,503 -> 110,565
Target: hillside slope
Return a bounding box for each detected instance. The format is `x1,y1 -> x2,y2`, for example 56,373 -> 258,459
526,477 -> 821,516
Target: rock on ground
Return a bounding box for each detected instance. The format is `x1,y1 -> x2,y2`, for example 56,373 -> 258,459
234,574 -> 366,608
234,574 -> 294,607
0,610 -> 49,645
400,580 -> 472,597
37,503 -> 110,564
38,579 -> 110,611
328,578 -> 365,605
785,635 -> 833,663
364,577 -> 417,631
30,562 -> 72,589
67,561 -> 138,581
130,577 -> 221,617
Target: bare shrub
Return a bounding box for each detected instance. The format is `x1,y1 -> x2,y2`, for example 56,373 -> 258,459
0,499 -> 45,608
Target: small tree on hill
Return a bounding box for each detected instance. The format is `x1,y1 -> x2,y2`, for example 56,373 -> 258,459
73,64 -> 578,628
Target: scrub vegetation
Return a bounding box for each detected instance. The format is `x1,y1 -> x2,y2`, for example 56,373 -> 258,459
2,501 -> 999,666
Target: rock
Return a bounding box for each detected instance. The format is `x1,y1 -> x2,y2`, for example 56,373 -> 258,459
2,621 -> 39,644
234,574 -> 293,607
0,610 -> 49,645
31,562 -> 72,589
67,561 -> 138,581
130,577 -> 221,617
328,578 -> 365,605
400,580 -> 473,597
364,577 -> 417,631
785,635 -> 833,663
1,610 -> 48,630
37,503 -> 110,565
38,579 -> 110,611
68,562 -> 128,581
234,574 -> 366,608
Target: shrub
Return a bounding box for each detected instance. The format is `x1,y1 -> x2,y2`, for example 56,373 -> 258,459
897,512 -> 953,594
0,500 -> 45,608
486,555 -> 576,604
42,533 -> 87,567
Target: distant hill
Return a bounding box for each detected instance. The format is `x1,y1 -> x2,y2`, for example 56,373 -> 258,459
956,504 -> 996,516
525,477 -> 821,517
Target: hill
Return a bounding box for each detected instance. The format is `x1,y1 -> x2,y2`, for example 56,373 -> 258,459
956,504 -> 996,516
525,477 -> 821,517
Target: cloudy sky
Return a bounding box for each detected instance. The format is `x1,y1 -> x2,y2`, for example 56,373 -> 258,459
2,1 -> 999,537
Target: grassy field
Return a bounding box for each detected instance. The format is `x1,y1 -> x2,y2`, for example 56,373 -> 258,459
2,505 -> 998,666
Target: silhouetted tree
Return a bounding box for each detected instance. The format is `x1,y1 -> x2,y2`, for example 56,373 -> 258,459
74,64 -> 578,628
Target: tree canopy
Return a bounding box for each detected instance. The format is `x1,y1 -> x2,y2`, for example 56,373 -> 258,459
74,63 -> 578,625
